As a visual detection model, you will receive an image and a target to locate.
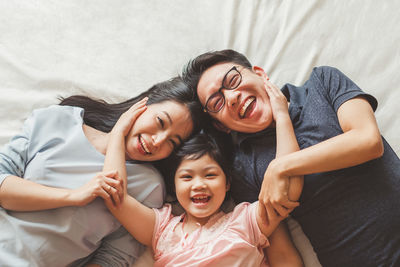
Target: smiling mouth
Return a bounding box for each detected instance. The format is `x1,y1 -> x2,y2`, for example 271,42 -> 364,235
239,97 -> 256,118
191,195 -> 211,204
139,135 -> 151,154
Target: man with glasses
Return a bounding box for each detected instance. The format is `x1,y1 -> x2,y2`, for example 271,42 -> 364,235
182,49 -> 400,267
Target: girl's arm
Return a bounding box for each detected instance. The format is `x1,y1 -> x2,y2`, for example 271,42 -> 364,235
0,172 -> 121,211
256,77 -> 303,236
256,80 -> 304,265
102,98 -> 155,247
265,222 -> 304,267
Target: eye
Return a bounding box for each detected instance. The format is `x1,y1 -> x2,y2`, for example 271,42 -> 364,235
229,74 -> 240,88
205,173 -> 217,178
169,139 -> 177,149
180,175 -> 192,180
157,116 -> 164,128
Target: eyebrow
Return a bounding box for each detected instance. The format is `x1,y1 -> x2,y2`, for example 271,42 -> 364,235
162,111 -> 183,144
177,165 -> 219,173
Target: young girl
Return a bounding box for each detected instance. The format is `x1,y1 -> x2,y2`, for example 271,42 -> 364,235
102,80 -> 304,266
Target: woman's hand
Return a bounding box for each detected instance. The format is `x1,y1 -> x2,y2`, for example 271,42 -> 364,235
69,170 -> 124,208
111,97 -> 148,137
263,75 -> 289,122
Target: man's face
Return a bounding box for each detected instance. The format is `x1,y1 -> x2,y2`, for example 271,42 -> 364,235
197,62 -> 273,133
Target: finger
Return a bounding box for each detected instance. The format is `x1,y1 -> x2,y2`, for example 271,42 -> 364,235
130,98 -> 148,111
103,184 -> 120,208
265,82 -> 280,97
103,170 -> 118,178
128,105 -> 147,122
105,177 -> 123,199
101,187 -> 115,208
282,200 -> 300,210
264,201 -> 279,221
109,186 -> 121,207
258,201 -> 269,226
272,202 -> 290,218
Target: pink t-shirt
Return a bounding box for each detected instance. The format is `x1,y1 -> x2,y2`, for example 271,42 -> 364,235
152,202 -> 269,267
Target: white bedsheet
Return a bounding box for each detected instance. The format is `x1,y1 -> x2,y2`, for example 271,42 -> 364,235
1,1 -> 399,266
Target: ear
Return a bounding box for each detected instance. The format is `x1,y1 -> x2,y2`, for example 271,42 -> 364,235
225,181 -> 231,192
212,120 -> 231,134
252,66 -> 269,80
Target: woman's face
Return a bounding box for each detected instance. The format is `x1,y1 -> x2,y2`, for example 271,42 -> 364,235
174,154 -> 229,225
125,101 -> 193,161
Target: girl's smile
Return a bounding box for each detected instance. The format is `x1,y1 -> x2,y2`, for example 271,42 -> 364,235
174,154 -> 230,226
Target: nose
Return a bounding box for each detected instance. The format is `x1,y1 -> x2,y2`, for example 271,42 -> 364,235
152,131 -> 168,148
191,177 -> 206,190
224,89 -> 240,108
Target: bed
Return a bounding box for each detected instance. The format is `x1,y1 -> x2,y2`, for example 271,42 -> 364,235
1,1 -> 399,266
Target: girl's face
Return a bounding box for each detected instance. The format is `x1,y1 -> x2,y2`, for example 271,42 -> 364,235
125,101 -> 193,161
174,154 -> 230,225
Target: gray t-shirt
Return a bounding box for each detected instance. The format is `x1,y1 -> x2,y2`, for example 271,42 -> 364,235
0,105 -> 165,267
231,66 -> 400,266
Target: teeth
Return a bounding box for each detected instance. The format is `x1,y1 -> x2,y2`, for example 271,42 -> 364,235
140,136 -> 150,154
193,196 -> 208,200
239,97 -> 255,118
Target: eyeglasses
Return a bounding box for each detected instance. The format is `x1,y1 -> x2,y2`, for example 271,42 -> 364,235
204,66 -> 242,113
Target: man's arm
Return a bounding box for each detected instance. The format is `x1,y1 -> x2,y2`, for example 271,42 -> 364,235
269,97 -> 383,183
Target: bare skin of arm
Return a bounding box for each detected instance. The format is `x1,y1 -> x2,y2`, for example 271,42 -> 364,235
254,76 -> 304,266
102,98 -> 155,247
260,97 -> 383,213
0,167 -> 122,212
265,222 -> 304,267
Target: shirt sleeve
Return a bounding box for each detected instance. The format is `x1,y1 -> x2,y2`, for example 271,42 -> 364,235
312,66 -> 378,112
87,226 -> 146,267
231,202 -> 269,248
0,111 -> 34,186
152,204 -> 173,252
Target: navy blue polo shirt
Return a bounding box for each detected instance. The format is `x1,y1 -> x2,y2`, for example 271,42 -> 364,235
231,66 -> 400,266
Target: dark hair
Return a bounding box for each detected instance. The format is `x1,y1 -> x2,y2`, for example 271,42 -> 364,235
59,76 -> 204,135
182,49 -> 252,96
159,130 -> 234,199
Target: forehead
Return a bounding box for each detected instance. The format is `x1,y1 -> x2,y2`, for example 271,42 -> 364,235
177,154 -> 219,170
197,62 -> 236,104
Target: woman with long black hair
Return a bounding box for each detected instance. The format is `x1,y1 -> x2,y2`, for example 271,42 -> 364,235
0,77 -> 204,266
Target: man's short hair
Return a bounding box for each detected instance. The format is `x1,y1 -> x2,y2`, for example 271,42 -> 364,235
182,49 -> 252,96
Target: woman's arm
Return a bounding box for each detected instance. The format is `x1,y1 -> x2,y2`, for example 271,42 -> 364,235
102,98 -> 156,247
265,222 -> 304,267
0,173 -> 121,211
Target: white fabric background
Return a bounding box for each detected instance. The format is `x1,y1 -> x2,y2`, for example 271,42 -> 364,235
0,1 -> 399,266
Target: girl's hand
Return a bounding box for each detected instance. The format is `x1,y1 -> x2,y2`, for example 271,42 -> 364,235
69,170 -> 124,208
263,75 -> 289,122
111,97 -> 148,137
259,159 -> 299,218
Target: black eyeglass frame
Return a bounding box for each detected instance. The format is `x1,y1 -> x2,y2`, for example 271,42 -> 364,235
204,66 -> 242,113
